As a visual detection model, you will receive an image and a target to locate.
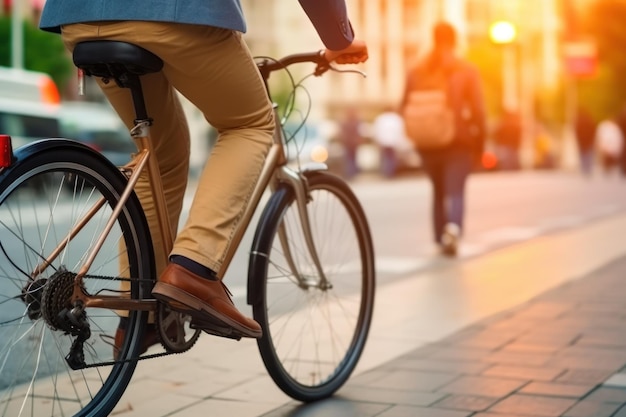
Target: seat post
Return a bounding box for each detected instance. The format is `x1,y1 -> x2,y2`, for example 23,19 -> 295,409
121,74 -> 150,123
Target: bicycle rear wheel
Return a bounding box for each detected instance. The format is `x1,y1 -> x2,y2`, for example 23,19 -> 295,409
250,170 -> 375,401
0,141 -> 154,416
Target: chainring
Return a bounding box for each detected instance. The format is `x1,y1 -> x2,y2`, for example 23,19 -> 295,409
155,302 -> 201,353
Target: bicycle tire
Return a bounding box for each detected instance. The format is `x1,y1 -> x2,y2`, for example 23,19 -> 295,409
250,170 -> 375,402
0,140 -> 155,417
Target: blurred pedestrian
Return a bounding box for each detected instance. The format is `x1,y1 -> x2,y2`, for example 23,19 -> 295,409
401,21 -> 486,256
574,106 -> 596,177
595,116 -> 624,177
372,106 -> 405,178
339,107 -> 363,179
493,109 -> 522,170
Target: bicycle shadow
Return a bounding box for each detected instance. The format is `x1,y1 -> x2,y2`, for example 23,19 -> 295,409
261,395 -> 388,417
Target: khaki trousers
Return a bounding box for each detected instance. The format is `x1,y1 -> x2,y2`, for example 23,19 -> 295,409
61,21 -> 274,278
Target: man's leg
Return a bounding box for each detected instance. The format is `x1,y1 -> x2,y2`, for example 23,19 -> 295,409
110,22 -> 274,338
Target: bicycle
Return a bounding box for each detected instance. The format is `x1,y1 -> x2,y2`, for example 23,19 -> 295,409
0,40 -> 375,417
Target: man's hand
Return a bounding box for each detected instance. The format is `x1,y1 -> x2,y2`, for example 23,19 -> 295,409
324,39 -> 368,64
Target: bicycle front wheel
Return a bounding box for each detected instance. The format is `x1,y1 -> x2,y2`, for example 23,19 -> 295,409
250,170 -> 375,402
0,141 -> 155,417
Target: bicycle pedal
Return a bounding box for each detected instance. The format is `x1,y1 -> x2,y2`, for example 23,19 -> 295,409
190,320 -> 242,341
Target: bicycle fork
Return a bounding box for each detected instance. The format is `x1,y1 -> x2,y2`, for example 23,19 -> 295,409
275,166 -> 331,290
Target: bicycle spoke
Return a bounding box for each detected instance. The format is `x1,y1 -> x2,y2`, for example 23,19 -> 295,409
254,172 -> 374,401
0,149 -> 153,416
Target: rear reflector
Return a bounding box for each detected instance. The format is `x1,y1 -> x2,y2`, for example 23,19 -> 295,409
0,135 -> 13,168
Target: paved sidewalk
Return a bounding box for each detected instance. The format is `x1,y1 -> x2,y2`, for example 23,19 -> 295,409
113,212 -> 626,417
264,254 -> 626,417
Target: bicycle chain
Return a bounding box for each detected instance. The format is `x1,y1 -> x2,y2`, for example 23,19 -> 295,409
80,273 -> 154,284
74,273 -> 192,368
82,350 -> 178,368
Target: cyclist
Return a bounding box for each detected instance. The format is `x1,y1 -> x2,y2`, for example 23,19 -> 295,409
39,1 -> 368,350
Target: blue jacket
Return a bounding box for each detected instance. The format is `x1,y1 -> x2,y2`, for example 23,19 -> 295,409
39,0 -> 354,50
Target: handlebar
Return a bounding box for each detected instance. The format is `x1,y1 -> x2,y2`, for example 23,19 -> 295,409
256,51 -> 366,80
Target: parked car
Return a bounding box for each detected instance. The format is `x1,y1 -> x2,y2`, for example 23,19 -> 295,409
59,101 -> 135,166
0,100 -> 61,149
0,66 -> 62,150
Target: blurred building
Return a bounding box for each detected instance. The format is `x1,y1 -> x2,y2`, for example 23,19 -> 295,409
241,0 -> 568,127
3,0 -> 574,126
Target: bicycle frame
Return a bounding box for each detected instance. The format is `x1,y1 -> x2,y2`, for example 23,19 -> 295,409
0,46 -> 374,417
35,64 -> 332,314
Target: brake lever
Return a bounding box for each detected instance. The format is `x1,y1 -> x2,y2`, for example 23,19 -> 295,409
314,62 -> 367,78
329,66 -> 367,78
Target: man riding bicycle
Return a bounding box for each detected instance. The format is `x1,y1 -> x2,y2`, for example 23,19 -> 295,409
39,0 -> 368,351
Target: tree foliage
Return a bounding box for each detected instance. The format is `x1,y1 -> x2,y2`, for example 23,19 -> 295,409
0,16 -> 72,93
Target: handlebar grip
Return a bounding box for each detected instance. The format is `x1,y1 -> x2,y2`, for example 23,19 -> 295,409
257,51 -> 330,77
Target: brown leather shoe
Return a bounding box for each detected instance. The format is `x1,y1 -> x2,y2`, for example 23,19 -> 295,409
152,264 -> 262,339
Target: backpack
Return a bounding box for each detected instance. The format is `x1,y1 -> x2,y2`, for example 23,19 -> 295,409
402,66 -> 455,150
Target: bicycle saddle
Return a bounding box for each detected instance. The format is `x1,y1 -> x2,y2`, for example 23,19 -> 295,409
72,41 -> 163,79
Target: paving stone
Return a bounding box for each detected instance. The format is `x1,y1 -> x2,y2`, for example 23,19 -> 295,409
482,365 -> 565,381
497,342 -> 562,355
604,373 -> 626,388
560,346 -> 626,361
377,405 -> 471,417
436,376 -> 527,398
584,387 -> 626,403
612,405 -> 626,417
176,398 -> 278,417
366,370 -> 458,392
578,334 -> 626,349
555,369 -> 615,385
515,324 -> 581,340
577,302 -> 626,315
395,358 -> 491,375
515,333 -> 579,348
402,344 -> 445,359
527,321 -> 584,336
483,317 -> 540,335
432,394 -> 500,412
519,381 -> 596,398
259,398 -> 389,417
547,355 -> 626,371
562,400 -> 622,417
430,347 -> 496,362
338,386 -> 445,407
350,369 -> 393,386
517,326 -> 582,347
440,327 -> 488,344
476,310 -> 518,327
508,302 -> 572,320
551,316 -> 626,331
488,394 -> 577,416
559,308 -> 619,320
483,351 -> 552,367
449,332 -> 515,350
